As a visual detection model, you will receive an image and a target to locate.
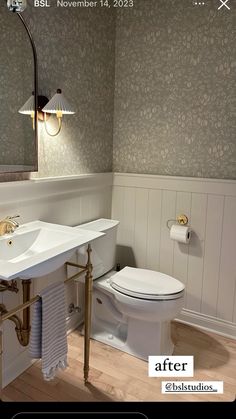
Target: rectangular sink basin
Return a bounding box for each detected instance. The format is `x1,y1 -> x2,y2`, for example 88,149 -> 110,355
0,220 -> 104,281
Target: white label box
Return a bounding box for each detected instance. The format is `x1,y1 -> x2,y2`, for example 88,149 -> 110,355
148,356 -> 194,377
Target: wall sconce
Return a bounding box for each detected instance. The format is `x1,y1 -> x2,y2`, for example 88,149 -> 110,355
42,89 -> 75,137
18,92 -> 36,129
19,89 -> 75,137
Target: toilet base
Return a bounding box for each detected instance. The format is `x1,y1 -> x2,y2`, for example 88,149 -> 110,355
90,290 -> 175,360
90,319 -> 174,361
126,318 -> 174,359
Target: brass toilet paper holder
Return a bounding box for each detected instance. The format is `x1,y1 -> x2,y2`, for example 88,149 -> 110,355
166,214 -> 189,230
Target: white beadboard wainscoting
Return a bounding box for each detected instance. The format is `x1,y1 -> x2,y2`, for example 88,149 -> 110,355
0,173 -> 113,387
112,173 -> 236,339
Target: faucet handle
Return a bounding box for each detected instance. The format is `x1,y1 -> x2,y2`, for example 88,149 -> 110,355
7,215 -> 20,220
6,215 -> 20,228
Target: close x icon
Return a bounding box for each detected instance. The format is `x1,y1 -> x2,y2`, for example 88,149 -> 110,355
218,0 -> 231,10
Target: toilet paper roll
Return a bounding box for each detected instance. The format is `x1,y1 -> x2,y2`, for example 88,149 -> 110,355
170,224 -> 192,244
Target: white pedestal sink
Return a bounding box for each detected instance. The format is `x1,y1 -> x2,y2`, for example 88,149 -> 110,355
0,220 -> 104,280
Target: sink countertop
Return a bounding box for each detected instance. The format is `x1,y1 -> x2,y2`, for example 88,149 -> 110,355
0,220 -> 104,281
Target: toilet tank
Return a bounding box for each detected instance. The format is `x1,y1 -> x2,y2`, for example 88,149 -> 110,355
75,219 -> 119,280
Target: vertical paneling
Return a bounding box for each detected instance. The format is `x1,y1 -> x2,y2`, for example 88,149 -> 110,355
123,187 -> 136,247
159,190 -> 177,275
89,192 -> 101,221
217,197 -> 236,321
146,189 -> 162,271
80,190 -> 110,224
111,186 -> 125,266
103,187 -> 112,219
112,187 -> 136,267
112,175 -> 236,331
185,193 -> 207,312
80,193 -> 92,223
134,189 -> 149,268
173,192 -> 192,293
111,186 -> 124,244
201,195 -> 224,316
118,187 -> 136,267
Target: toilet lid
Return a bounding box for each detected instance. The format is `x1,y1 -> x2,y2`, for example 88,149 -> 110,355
110,267 -> 185,300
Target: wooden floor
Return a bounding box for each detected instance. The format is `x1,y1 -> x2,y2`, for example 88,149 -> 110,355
3,321 -> 236,402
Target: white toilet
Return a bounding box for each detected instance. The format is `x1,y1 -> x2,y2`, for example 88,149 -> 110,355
76,219 -> 185,360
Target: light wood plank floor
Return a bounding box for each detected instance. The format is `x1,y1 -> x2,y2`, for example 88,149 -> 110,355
3,321 -> 236,402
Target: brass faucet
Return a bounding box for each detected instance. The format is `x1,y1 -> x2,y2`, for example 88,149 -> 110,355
0,215 -> 20,236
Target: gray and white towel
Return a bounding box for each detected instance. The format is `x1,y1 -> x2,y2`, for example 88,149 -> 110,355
29,281 -> 68,381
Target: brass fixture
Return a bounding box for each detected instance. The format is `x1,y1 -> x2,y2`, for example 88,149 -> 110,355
84,245 -> 92,384
177,214 -> 188,226
21,280 -> 32,346
0,280 -> 31,347
19,89 -> 75,137
0,244 -> 93,399
0,215 -> 20,236
166,214 -> 189,230
42,89 -> 75,137
65,244 -> 93,384
0,280 -> 19,294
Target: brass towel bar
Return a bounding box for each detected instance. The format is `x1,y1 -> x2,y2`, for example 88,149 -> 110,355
1,295 -> 40,322
0,244 -> 93,400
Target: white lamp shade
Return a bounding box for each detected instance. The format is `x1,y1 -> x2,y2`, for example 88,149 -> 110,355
42,90 -> 75,115
18,94 -> 35,115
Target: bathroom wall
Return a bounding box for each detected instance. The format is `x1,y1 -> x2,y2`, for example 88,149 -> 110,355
113,0 -> 236,179
0,173 -> 112,386
0,3 -> 116,387
111,0 -> 236,337
0,3 -> 115,182
1,0 -> 236,390
0,7 -> 34,167
23,1 -> 115,178
112,173 -> 236,338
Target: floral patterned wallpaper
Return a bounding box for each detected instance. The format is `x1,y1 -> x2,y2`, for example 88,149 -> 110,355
1,0 -> 235,182
113,0 -> 236,179
0,7 -> 35,168
24,1 -> 115,178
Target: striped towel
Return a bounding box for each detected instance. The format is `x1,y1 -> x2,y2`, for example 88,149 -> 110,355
29,281 -> 68,381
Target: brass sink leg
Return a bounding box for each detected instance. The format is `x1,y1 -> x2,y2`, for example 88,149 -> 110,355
84,244 -> 93,384
20,279 -> 31,346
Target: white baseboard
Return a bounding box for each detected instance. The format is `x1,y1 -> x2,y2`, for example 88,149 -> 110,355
66,313 -> 82,335
177,308 -> 236,340
3,349 -> 35,388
